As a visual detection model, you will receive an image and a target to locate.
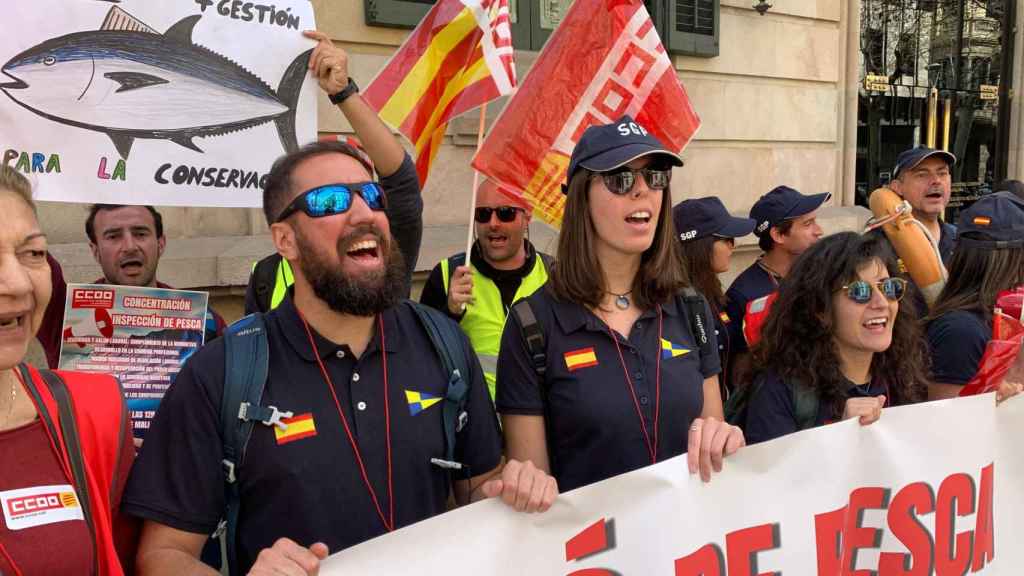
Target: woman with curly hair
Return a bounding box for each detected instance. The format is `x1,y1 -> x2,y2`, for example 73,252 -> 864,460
742,232 -> 929,444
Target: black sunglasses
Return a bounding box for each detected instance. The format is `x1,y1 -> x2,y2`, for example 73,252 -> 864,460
276,182 -> 386,223
474,206 -> 524,224
592,167 -> 672,195
839,278 -> 907,304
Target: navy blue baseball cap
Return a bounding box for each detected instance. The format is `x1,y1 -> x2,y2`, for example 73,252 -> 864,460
749,186 -> 831,237
892,146 -> 956,179
563,115 -> 683,193
956,193 -> 1024,248
673,197 -> 756,243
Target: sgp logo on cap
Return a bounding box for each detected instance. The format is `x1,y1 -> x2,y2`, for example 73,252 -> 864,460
679,230 -> 697,241
617,121 -> 648,137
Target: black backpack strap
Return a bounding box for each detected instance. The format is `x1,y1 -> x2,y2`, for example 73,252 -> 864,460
251,255 -> 282,314
219,313 -> 277,576
680,287 -> 712,358
20,366 -> 100,575
405,301 -> 471,465
790,381 -> 819,431
511,299 -> 547,378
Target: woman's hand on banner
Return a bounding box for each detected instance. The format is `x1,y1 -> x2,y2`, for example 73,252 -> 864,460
480,459 -> 558,513
303,30 -> 349,95
687,417 -> 744,483
843,395 -> 885,426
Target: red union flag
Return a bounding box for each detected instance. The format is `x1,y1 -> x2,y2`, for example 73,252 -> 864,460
363,0 -> 516,185
471,0 -> 700,226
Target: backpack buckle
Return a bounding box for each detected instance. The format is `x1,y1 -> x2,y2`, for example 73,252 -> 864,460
238,403 -> 293,431
222,459 -> 237,484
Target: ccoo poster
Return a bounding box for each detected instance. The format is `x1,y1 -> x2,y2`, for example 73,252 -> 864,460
58,284 -> 209,435
0,0 -> 318,207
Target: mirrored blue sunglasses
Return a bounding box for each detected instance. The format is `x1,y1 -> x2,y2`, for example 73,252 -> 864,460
275,182 -> 386,223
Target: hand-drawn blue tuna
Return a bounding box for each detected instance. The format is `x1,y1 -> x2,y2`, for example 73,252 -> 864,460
0,8 -> 312,159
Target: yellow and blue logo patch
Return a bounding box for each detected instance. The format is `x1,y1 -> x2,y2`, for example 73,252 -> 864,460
405,390 -> 443,416
660,338 -> 690,360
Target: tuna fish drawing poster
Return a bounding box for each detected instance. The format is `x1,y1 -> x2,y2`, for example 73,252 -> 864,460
0,0 -> 318,207
58,284 -> 209,436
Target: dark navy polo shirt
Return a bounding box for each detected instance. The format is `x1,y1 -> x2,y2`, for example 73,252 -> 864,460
926,310 -> 991,386
495,289 -> 721,493
121,296 -> 501,571
723,261 -> 780,355
744,370 -> 888,445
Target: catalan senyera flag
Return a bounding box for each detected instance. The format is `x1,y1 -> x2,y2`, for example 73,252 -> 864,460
564,347 -> 599,372
274,413 -> 317,445
363,0 -> 516,185
471,0 -> 700,226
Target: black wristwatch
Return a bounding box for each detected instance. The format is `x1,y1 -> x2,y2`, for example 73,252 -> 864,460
329,78 -> 359,105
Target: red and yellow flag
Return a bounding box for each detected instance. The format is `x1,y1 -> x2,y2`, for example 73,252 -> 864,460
274,413 -> 318,445
471,0 -> 700,226
363,0 -> 516,185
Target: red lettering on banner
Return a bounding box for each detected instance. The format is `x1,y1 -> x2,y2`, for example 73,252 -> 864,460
935,473 -> 974,575
675,543 -> 724,576
878,482 -> 934,575
814,506 -> 846,575
674,524 -> 779,575
725,524 -> 779,576
841,487 -> 890,575
972,463 -> 994,571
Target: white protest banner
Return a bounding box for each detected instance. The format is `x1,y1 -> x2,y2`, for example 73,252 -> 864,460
0,0 -> 318,207
58,284 -> 209,436
323,394 -> 1024,574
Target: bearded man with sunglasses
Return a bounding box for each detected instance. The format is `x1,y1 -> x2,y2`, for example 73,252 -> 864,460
420,180 -> 551,399
124,138 -> 558,576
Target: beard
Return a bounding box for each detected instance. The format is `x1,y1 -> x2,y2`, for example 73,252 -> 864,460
295,225 -> 406,316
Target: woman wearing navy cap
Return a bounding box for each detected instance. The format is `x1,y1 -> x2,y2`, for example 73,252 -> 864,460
673,197 -> 755,399
741,232 -> 928,445
925,193 -> 1024,402
496,117 -> 744,493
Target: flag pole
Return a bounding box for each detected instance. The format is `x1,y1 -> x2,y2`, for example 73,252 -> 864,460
464,101 -> 489,259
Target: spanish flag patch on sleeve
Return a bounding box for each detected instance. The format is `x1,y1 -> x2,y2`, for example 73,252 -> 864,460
564,347 -> 598,371
274,413 -> 317,445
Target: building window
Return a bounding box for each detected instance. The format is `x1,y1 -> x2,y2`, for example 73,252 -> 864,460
666,0 -> 719,57
365,0 -> 718,56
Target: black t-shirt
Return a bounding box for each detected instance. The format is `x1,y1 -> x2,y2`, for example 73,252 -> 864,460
420,240 -> 543,321
496,289 -> 720,492
723,261 -> 780,355
121,296 -> 502,571
744,370 -> 889,445
926,310 -> 991,386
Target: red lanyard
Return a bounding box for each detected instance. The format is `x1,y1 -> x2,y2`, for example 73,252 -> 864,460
297,312 -> 395,533
604,306 -> 663,465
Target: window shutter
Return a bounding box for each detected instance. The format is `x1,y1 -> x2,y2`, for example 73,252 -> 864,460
667,0 -> 719,57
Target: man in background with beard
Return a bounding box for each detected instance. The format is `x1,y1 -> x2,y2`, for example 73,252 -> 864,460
122,138 -> 559,575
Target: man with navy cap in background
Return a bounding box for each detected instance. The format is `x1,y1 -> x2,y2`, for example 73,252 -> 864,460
722,185 -> 829,390
886,146 -> 957,263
